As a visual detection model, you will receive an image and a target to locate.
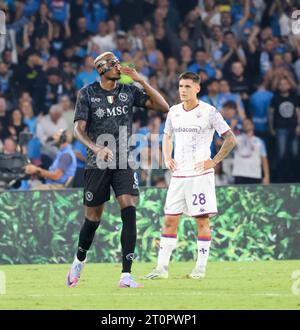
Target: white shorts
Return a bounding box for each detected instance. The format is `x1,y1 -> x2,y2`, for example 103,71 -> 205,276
164,171 -> 218,217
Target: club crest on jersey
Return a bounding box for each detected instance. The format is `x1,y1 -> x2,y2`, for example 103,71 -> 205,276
196,113 -> 202,118
119,93 -> 128,102
107,95 -> 114,104
85,191 -> 93,202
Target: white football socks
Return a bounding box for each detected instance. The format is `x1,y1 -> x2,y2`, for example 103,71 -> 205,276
157,235 -> 177,269
196,236 -> 211,271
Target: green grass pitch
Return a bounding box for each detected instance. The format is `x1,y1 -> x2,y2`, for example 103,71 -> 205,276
0,261 -> 300,310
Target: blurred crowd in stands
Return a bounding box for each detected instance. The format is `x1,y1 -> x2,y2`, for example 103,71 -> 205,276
0,0 -> 300,189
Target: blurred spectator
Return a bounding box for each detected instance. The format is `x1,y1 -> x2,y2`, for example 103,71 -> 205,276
219,79 -> 245,118
249,80 -> 274,141
167,25 -> 195,59
47,0 -> 70,24
112,33 -> 129,61
141,35 -> 164,76
268,78 -> 300,182
8,109 -> 28,143
50,21 -> 71,57
157,57 -> 180,106
264,54 -> 298,92
0,61 -> 13,98
72,16 -> 92,57
36,104 -> 67,168
220,31 -> 247,78
46,55 -> 60,71
228,61 -> 251,113
200,78 -> 223,110
220,10 -> 233,32
25,129 -> 77,189
35,68 -> 64,114
59,95 -> 74,133
37,36 -> 51,65
200,0 -> 221,28
20,100 -> 41,162
179,44 -> 193,72
188,48 -> 216,79
69,0 -> 85,32
89,21 -> 117,54
0,96 -> 9,141
83,0 -> 109,33
34,2 -> 53,40
75,55 -> 99,90
13,51 -> 44,97
221,101 -> 243,135
2,137 -> 18,154
218,101 -> 243,183
72,138 -> 87,188
232,119 -> 270,185
214,162 -> 230,186
155,25 -> 172,58
260,38 -> 276,76
208,25 -> 224,64
128,23 -> 145,53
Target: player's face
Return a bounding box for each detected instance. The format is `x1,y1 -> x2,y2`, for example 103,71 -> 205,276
178,79 -> 200,102
100,55 -> 121,81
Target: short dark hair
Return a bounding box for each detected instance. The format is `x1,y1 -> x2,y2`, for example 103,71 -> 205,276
223,101 -> 237,110
207,78 -> 219,86
224,30 -> 234,37
179,72 -> 200,84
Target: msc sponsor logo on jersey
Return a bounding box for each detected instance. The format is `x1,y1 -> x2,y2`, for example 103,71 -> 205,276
95,105 -> 129,119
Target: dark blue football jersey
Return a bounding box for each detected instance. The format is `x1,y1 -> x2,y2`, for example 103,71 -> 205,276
74,81 -> 149,169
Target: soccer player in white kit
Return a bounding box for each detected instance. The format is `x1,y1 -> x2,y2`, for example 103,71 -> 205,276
145,72 -> 237,280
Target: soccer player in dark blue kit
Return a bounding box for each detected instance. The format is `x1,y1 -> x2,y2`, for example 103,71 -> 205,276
67,52 -> 169,288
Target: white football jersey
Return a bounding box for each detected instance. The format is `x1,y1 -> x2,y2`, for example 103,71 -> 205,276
164,101 -> 230,176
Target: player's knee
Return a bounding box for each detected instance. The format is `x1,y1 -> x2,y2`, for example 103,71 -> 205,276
85,205 -> 104,222
164,217 -> 178,230
196,218 -> 210,231
85,210 -> 101,222
87,216 -> 101,223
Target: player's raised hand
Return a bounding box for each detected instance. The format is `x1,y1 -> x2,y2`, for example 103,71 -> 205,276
120,66 -> 143,83
165,158 -> 177,172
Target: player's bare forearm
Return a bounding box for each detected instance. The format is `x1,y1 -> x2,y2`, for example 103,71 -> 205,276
74,120 -> 101,153
163,133 -> 177,171
140,80 -> 169,113
212,130 -> 237,164
163,133 -> 173,161
74,120 -> 113,161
